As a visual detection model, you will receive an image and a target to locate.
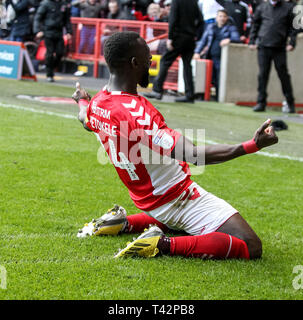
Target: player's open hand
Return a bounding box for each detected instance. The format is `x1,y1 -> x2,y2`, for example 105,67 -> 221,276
72,82 -> 91,103
253,119 -> 278,149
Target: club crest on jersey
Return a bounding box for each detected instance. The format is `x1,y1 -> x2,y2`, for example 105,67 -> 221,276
152,130 -> 174,150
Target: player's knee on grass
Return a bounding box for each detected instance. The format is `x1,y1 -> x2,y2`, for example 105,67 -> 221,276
245,235 -> 262,259
216,213 -> 262,259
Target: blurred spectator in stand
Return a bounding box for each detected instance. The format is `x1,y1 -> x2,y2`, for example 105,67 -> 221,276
101,0 -> 129,54
153,0 -> 165,7
73,0 -> 107,54
71,0 -> 108,17
215,0 -> 251,43
238,0 -> 251,39
146,2 -> 161,20
99,0 -> 109,17
73,0 -> 107,19
33,0 -> 72,82
28,0 -> 41,36
145,2 -> 169,53
0,1 -> 10,39
248,0 -> 297,113
5,0 -> 31,42
107,0 -> 128,19
294,0 -> 303,34
284,0 -> 296,7
193,9 -> 241,101
71,0 -> 81,16
158,0 -> 171,22
241,0 -> 264,13
154,0 -> 172,54
134,2 -> 162,21
120,0 -> 153,20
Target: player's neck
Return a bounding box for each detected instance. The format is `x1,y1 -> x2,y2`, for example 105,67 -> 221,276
106,74 -> 138,95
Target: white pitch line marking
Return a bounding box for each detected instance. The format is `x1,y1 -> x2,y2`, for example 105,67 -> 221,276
1,101 -> 303,163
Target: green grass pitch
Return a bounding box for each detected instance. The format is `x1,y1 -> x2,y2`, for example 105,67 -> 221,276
0,78 -> 303,300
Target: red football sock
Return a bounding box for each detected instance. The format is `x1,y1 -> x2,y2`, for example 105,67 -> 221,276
169,232 -> 250,259
126,212 -> 169,233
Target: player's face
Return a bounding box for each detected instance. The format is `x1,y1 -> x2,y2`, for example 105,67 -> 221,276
137,39 -> 152,88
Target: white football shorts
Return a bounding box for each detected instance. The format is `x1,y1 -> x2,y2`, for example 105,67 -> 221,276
145,182 -> 238,235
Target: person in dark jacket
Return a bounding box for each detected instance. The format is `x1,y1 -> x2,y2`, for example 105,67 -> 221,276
249,0 -> 297,113
194,9 -> 241,101
144,0 -> 203,103
215,0 -> 250,41
6,0 -> 31,42
241,0 -> 263,13
33,0 -> 72,82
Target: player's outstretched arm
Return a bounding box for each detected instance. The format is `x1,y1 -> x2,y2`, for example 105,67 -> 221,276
72,82 -> 92,132
171,119 -> 278,165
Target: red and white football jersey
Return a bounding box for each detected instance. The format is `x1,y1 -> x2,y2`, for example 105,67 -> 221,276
85,89 -> 193,211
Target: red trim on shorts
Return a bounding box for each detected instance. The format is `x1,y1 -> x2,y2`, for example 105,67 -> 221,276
188,187 -> 200,201
132,178 -> 194,211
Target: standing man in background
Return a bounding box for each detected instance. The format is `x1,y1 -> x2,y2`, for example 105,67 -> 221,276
5,0 -> 31,42
144,0 -> 203,103
249,0 -> 297,113
34,0 -> 72,82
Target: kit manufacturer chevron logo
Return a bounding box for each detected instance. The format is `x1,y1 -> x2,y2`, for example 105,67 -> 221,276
122,99 -> 151,127
122,99 -> 137,109
137,113 -> 150,126
144,121 -> 158,136
130,106 -> 144,117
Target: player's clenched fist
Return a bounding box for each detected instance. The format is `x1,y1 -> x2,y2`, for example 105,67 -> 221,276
72,82 -> 91,103
253,119 -> 279,149
72,82 -> 92,131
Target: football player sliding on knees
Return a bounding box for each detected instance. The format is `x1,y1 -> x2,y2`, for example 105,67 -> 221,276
72,32 -> 278,260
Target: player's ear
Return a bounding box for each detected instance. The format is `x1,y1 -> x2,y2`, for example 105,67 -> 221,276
130,56 -> 139,68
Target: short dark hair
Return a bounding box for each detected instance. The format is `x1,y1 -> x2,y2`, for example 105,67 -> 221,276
104,31 -> 141,71
217,9 -> 228,16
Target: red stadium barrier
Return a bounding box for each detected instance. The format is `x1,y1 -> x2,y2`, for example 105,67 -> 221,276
64,18 -> 213,100
68,18 -> 169,77
203,59 -> 213,101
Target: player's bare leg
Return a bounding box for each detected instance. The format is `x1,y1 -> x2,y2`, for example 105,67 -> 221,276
215,213 -> 262,259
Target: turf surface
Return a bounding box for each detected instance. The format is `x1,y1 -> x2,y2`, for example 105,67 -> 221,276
0,78 -> 303,300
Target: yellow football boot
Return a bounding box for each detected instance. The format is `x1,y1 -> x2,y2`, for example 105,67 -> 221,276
114,225 -> 164,258
77,205 -> 127,238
